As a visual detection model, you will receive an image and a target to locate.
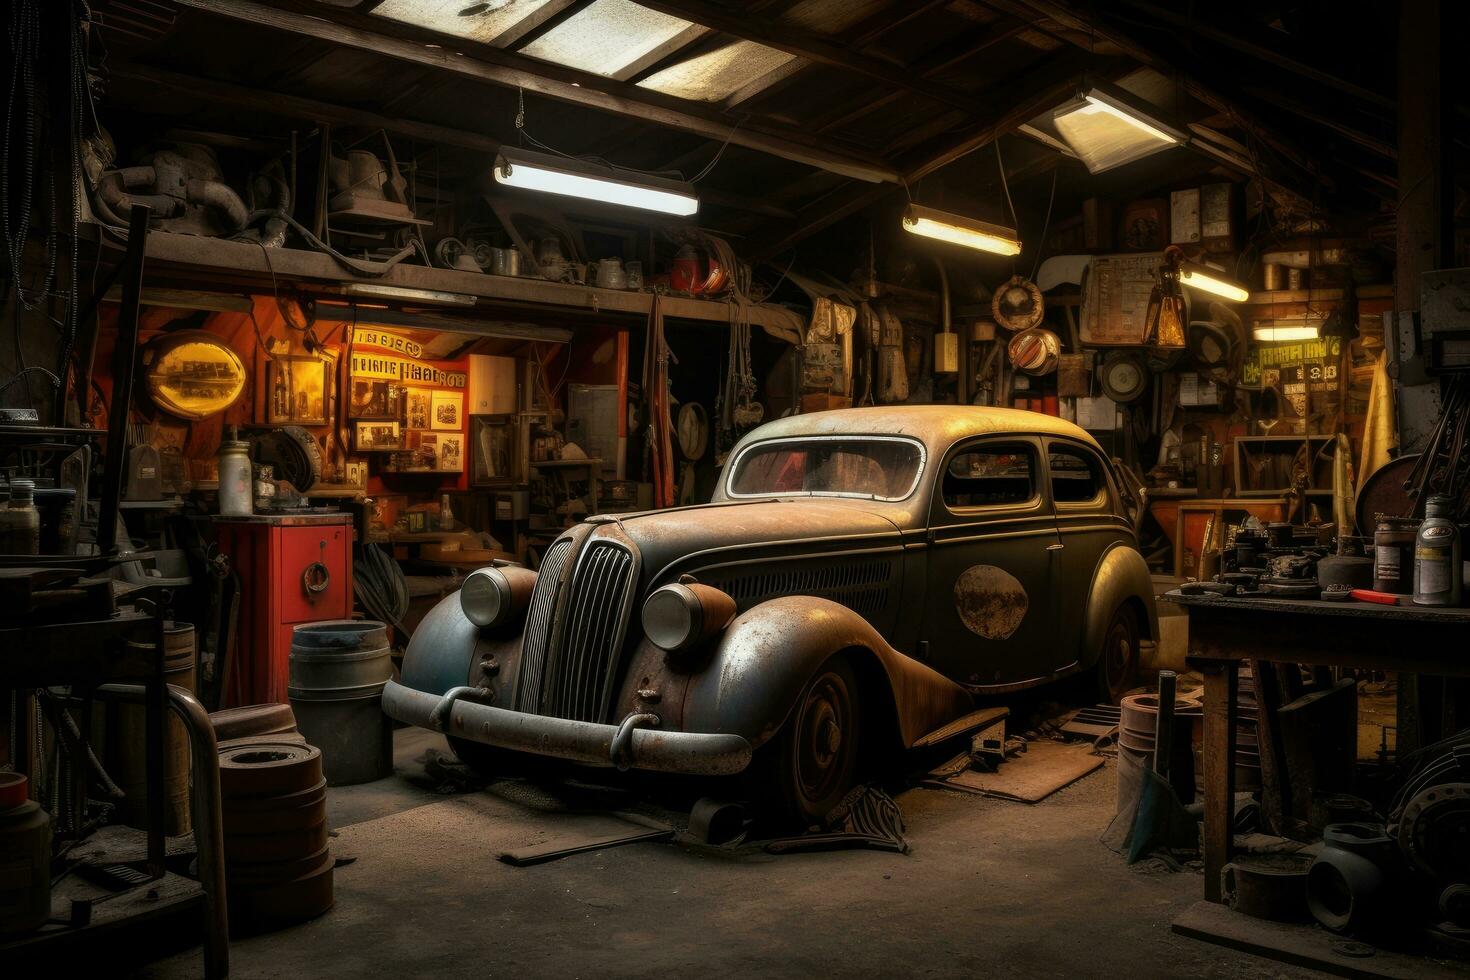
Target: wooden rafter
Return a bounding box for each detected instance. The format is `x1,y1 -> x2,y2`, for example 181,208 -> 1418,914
633,0 -> 988,113
489,0 -> 590,50
106,63 -> 791,219
172,0 -> 901,184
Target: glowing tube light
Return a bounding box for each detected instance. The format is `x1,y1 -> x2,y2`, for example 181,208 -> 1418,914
1053,84 -> 1186,173
1179,261 -> 1250,303
901,203 -> 1021,257
493,146 -> 698,217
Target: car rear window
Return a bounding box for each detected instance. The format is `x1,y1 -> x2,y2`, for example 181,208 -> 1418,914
1049,447 -> 1104,504
943,445 -> 1036,508
728,438 -> 923,500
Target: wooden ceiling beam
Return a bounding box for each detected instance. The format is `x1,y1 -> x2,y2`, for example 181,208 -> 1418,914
632,0 -> 988,113
489,0 -> 590,49
172,0 -> 901,184
611,24 -> 715,82
753,71 -> 1085,260
106,63 -> 790,219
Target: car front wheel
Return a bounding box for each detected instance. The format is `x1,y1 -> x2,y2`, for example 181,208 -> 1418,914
761,656 -> 862,828
1096,604 -> 1141,705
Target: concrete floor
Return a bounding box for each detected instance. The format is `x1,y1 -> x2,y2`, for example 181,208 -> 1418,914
140,727 -> 1315,979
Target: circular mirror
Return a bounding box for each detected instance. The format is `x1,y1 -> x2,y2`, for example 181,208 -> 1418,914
143,330 -> 248,421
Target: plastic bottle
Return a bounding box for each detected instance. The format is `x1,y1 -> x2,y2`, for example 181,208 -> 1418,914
1414,495 -> 1463,606
0,480 -> 41,555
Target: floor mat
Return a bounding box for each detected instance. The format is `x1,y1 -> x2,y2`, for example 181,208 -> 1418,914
924,739 -> 1104,803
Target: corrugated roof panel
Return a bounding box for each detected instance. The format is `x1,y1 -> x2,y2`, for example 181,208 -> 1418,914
637,40 -> 799,102
372,0 -> 556,43
520,0 -> 693,77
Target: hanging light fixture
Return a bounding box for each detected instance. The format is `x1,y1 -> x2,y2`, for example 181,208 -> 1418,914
1252,313 -> 1327,342
1178,260 -> 1249,302
1142,248 -> 1187,349
1052,82 -> 1186,174
901,203 -> 1021,256
493,146 -> 699,217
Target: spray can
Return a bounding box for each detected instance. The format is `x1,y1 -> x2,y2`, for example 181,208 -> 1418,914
1414,496 -> 1462,606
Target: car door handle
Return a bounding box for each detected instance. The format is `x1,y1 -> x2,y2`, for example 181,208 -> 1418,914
1046,543 -> 1065,552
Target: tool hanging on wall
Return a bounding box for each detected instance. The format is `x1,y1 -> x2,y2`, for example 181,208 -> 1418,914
992,276 -> 1044,333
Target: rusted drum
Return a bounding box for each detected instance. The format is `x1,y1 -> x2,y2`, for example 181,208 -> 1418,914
110,623 -> 198,835
219,742 -> 323,799
288,621 -> 393,786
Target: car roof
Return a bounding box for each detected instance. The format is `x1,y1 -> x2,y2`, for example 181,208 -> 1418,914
735,405 -> 1107,456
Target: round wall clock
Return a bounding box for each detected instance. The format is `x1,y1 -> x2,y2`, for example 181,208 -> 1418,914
1100,350 -> 1149,403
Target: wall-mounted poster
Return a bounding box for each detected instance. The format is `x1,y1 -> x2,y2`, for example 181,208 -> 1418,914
267,355 -> 331,426
406,388 -> 432,430
345,460 -> 368,487
438,434 -> 463,473
431,390 -> 462,431
355,420 -> 402,452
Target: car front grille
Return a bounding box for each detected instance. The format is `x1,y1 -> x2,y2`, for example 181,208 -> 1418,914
513,537 -> 571,712
540,540 -> 636,722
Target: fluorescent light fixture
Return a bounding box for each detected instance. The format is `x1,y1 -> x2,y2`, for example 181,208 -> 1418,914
341,283 -> 477,307
901,203 -> 1021,257
1052,83 -> 1186,173
1179,261 -> 1249,303
1253,314 -> 1325,342
494,146 -> 698,217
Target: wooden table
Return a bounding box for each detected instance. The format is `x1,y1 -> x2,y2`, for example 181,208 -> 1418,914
1163,590 -> 1470,902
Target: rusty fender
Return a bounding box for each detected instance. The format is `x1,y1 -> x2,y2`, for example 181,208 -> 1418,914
399,592 -> 522,706
1081,541 -> 1158,664
682,595 -> 973,752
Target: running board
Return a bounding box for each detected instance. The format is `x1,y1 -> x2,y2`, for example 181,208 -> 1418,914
913,705 -> 1009,749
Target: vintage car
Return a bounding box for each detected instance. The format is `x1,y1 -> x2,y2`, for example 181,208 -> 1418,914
383,406 -> 1157,822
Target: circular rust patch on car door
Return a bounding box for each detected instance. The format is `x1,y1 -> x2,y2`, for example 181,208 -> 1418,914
954,565 -> 1028,639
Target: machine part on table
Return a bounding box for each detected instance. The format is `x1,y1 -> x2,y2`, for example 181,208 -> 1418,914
434,236 -> 481,272
92,144 -> 248,236
1316,553 -> 1373,591
219,741 -> 324,799
1100,350 -> 1150,403
1354,453 -> 1421,534
1307,823 -> 1400,935
1221,853 -> 1314,922
288,621 -> 393,786
248,425 -> 323,493
0,773 -> 51,936
209,703 -> 299,743
1007,328 -> 1061,376
991,275 -> 1044,332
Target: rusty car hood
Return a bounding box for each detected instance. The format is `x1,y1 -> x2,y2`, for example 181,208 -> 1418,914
590,498 -> 905,586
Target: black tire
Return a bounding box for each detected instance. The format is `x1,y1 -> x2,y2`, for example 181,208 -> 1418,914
757,656 -> 863,828
1096,604 -> 1141,705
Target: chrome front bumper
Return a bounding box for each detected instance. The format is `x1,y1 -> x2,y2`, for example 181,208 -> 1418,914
382,679 -> 753,776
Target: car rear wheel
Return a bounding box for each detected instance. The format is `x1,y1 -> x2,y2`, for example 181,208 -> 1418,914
1096,604 -> 1141,705
761,656 -> 862,828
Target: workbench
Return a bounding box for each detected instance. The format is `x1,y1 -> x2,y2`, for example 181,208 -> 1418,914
1165,590 -> 1470,903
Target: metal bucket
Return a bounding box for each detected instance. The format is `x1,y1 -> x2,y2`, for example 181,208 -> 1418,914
110,623 -> 197,835
288,621 -> 393,786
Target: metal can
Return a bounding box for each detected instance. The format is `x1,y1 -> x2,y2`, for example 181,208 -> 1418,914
1414,496 -> 1463,606
1373,516 -> 1418,594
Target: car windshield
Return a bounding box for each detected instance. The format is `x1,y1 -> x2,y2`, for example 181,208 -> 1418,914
728,438 -> 924,500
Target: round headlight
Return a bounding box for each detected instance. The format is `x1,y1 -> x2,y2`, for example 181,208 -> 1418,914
460,565 -> 536,629
642,582 -> 736,653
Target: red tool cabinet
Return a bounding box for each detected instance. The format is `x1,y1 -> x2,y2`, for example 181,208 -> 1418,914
214,514 -> 354,706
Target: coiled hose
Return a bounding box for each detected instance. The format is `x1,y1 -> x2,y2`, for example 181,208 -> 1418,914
353,542 -> 409,639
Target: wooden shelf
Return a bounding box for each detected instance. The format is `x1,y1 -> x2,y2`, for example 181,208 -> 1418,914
111,226 -> 806,341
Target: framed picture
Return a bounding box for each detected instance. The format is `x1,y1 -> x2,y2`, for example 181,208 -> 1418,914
355,420 -> 402,452
431,390 -> 463,431
438,434 -> 464,473
471,414 -> 520,486
345,460 -> 368,488
144,330 -> 248,421
405,388 -> 433,430
267,355 -> 331,426
350,379 -> 404,420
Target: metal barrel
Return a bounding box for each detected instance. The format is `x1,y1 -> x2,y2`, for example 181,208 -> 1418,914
110,623 -> 198,835
287,621 -> 393,786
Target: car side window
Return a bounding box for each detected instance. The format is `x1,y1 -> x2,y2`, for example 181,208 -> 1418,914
942,444 -> 1036,510
1048,445 -> 1103,504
